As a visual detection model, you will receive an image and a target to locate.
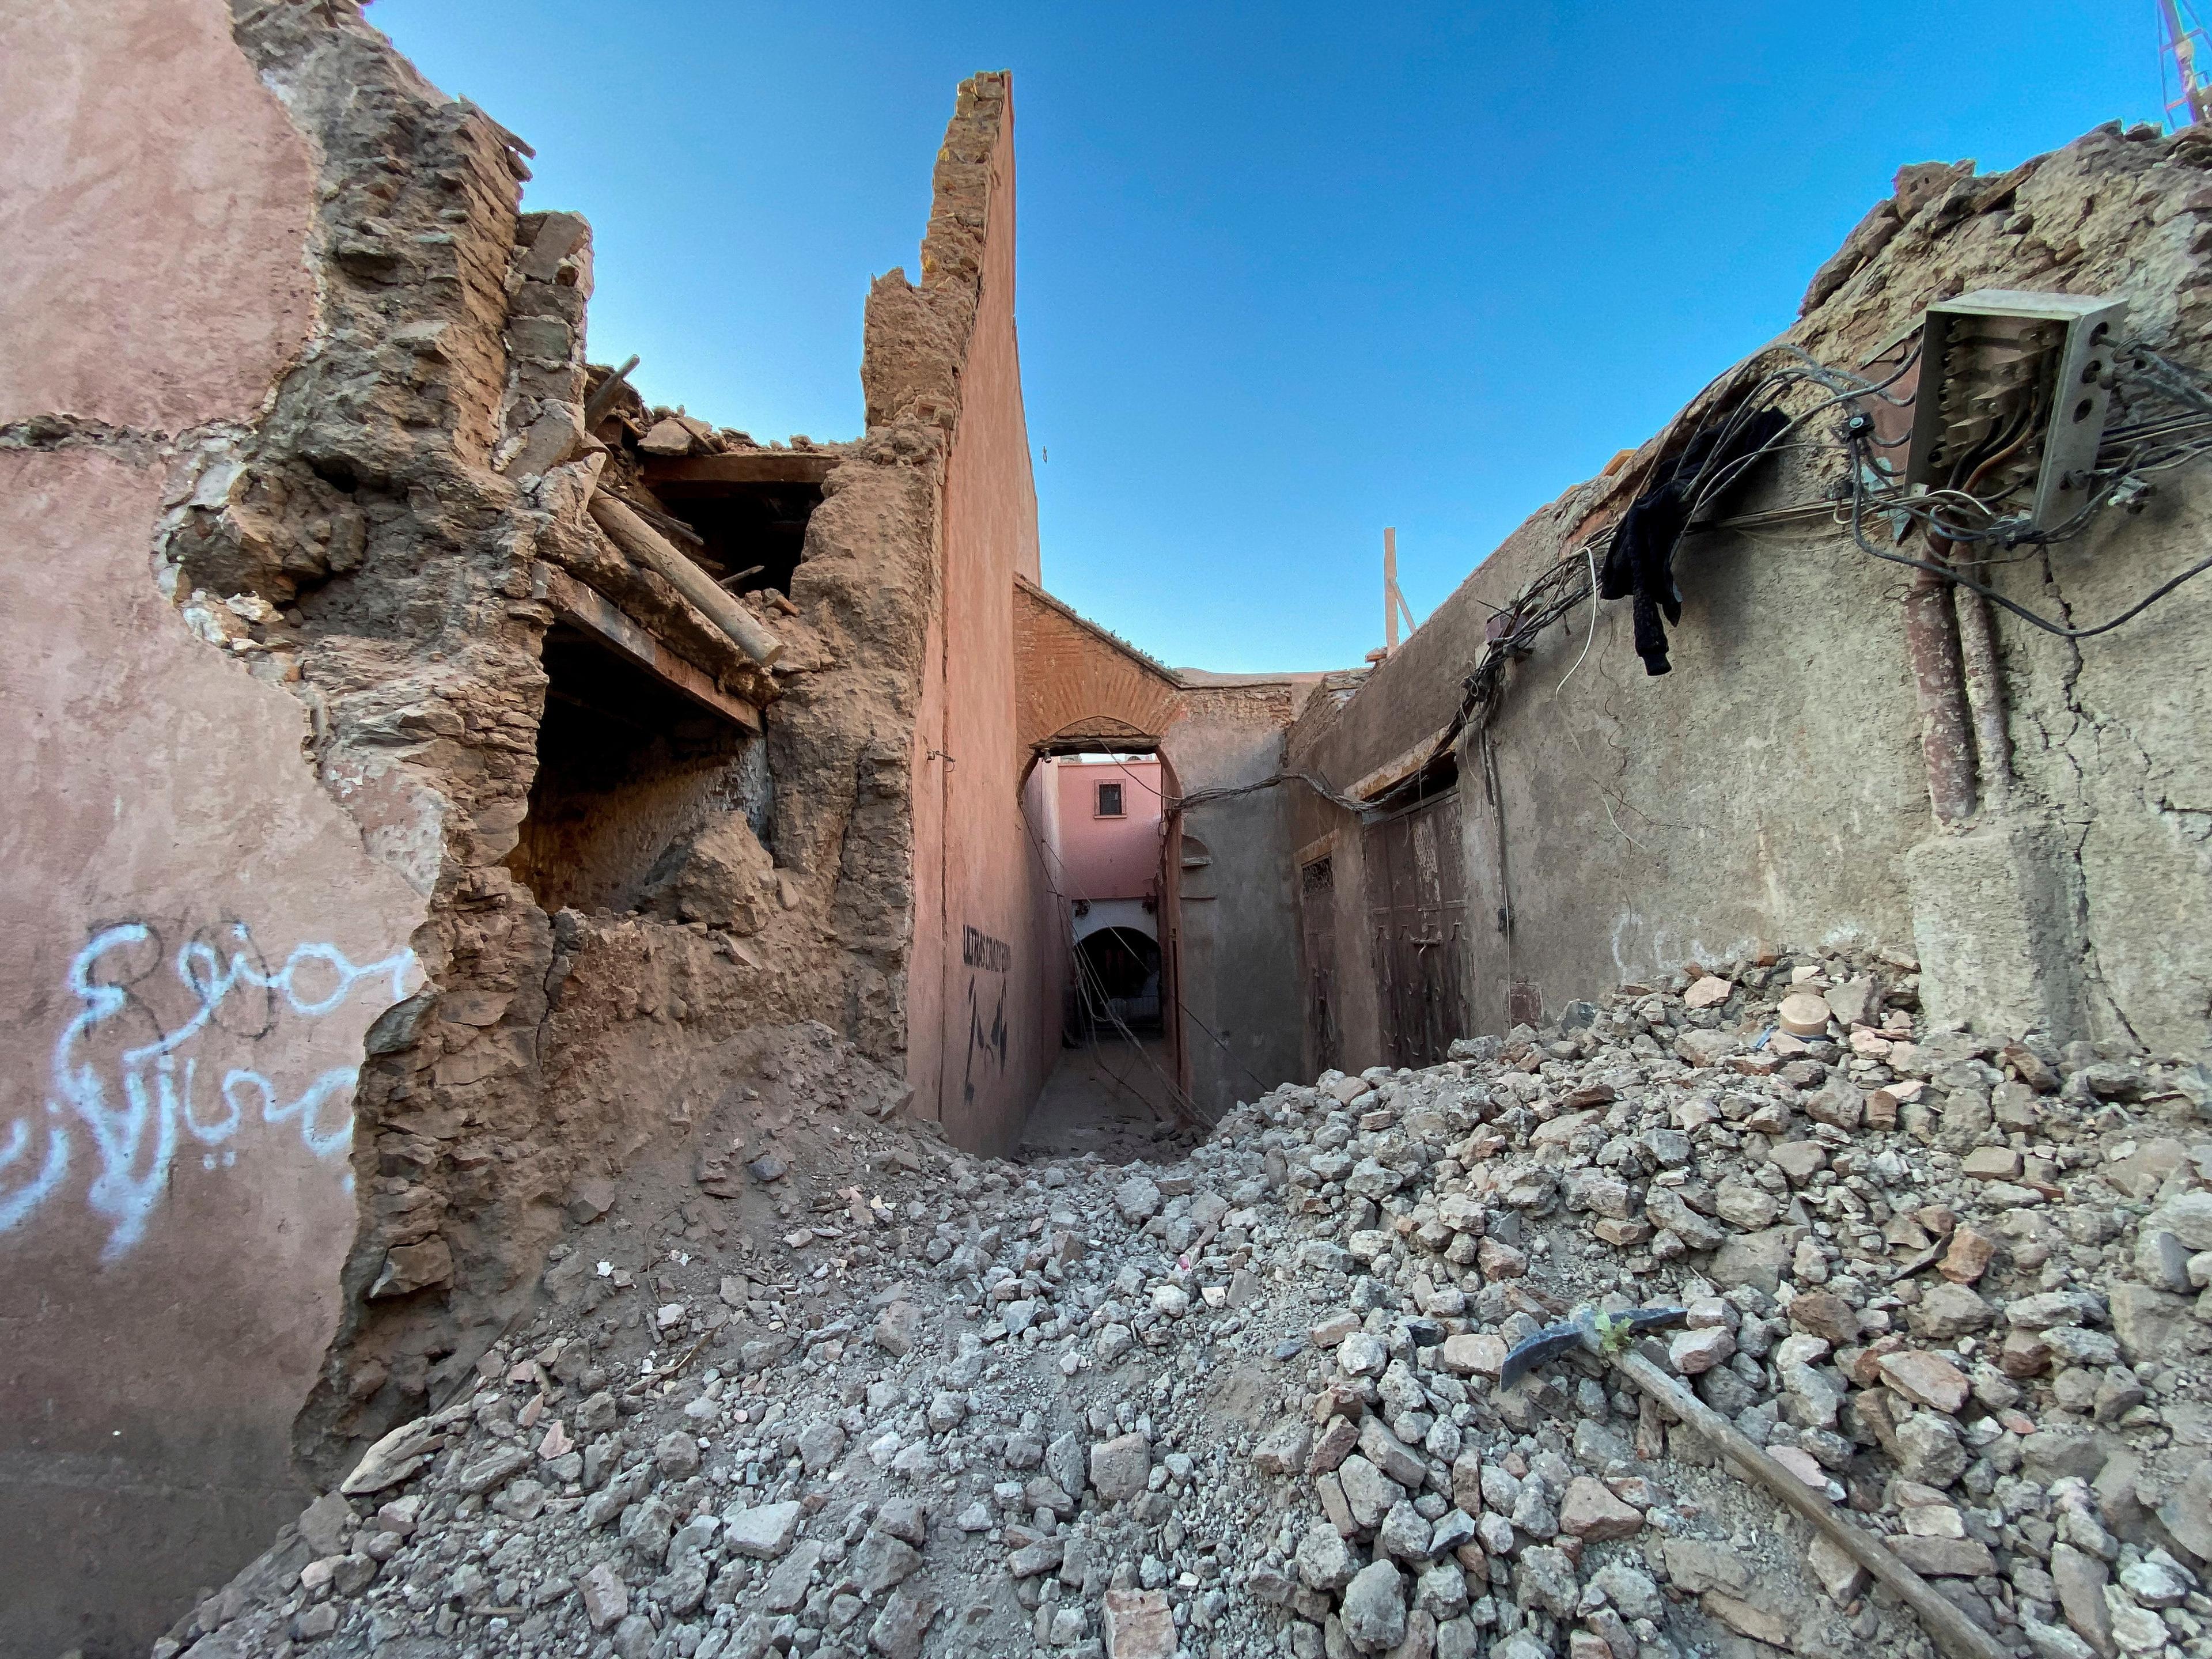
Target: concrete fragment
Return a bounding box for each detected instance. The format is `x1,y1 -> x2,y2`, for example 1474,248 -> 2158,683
1089,1433 -> 1150,1503
579,1560 -> 628,1631
1102,1588 -> 1175,1659
1669,1327 -> 1734,1374
1778,992 -> 1831,1036
1558,1477 -> 1641,1540
1702,1590 -> 1790,1646
721,1500 -> 802,1559
1878,1350 -> 1972,1414
1253,1418 -> 1311,1476
872,1300 -> 919,1357
1662,1539 -> 1749,1597
1341,1559 -> 1408,1653
868,1589 -> 941,1659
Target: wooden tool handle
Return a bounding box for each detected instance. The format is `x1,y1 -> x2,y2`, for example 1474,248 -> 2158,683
1612,1349 -> 2011,1659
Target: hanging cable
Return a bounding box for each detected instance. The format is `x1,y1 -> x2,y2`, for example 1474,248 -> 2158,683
1844,430 -> 2212,638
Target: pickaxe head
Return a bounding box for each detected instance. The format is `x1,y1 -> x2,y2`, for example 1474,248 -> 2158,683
1497,1304 -> 1687,1389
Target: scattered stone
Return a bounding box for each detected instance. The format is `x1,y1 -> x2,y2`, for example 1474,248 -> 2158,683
1090,1433 -> 1151,1504
1558,1476 -> 1642,1540
723,1500 -> 802,1559
1341,1559 -> 1408,1652
1103,1588 -> 1175,1659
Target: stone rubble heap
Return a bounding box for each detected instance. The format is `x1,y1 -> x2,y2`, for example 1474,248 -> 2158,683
157,949 -> 2212,1659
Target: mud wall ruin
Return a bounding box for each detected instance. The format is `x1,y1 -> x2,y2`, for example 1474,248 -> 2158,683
0,3 -> 445,1652
1289,123 -> 2212,1074
0,7 -> 1046,1653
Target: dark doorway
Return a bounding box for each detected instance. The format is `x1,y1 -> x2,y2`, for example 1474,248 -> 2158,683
1070,925 -> 1161,1036
1363,792 -> 1469,1069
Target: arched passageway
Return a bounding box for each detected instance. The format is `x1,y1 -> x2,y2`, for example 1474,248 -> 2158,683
1070,923 -> 1161,1034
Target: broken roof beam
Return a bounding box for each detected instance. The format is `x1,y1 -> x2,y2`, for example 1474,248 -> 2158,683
588,490 -> 785,667
642,452 -> 839,490
539,567 -> 761,733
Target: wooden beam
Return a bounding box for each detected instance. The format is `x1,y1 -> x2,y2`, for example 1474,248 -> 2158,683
588,492 -> 785,667
1349,719 -> 1457,805
643,452 -> 839,490
582,354 -> 640,427
541,567 -> 761,733
1385,527 -> 1399,652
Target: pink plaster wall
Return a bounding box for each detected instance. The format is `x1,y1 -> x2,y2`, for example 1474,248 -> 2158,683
0,0 -> 317,429
912,86 -> 1060,1156
0,7 -> 430,1652
1052,759 -> 1165,902
0,452 -> 429,1658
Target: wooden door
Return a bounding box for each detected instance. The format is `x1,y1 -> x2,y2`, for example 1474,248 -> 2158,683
1364,794 -> 1468,1068
1299,856 -> 1340,1075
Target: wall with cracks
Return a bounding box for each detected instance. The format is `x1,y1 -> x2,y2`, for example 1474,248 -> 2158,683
0,3 -> 438,1654
1289,123 -> 2212,1074
0,6 -> 1018,1655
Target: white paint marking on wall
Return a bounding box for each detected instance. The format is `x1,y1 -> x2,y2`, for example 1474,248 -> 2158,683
1,922 -> 417,1259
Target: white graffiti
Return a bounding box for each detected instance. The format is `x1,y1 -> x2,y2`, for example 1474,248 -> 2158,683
1,921 -> 416,1260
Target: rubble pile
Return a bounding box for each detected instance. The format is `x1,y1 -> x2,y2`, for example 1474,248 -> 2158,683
158,950 -> 2212,1659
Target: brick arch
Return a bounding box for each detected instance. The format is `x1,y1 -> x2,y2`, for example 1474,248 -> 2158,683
1013,575 -> 1183,760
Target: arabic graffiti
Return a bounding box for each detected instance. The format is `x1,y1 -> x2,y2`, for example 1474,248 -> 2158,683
1,919 -> 416,1260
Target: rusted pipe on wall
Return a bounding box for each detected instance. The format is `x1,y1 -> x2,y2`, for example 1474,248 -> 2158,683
1952,580 -> 2013,815
588,490 -> 785,668
1902,558 -> 1979,827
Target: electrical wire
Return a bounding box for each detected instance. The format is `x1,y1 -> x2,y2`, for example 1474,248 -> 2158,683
1552,541 -> 1600,699
1844,430 -> 2212,639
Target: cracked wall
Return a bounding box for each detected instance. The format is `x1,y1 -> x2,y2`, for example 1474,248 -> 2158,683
0,3 -> 441,1654
0,7 -> 1021,1656
1289,121 -> 2212,1070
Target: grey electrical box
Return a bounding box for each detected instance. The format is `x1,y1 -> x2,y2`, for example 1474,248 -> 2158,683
1906,288 -> 2127,532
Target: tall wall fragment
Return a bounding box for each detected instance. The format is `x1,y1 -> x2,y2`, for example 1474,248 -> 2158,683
884,75 -> 1066,1156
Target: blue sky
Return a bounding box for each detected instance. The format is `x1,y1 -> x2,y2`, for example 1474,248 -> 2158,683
373,1 -> 2164,672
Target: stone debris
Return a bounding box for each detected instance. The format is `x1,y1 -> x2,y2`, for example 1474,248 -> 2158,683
154,945 -> 2212,1659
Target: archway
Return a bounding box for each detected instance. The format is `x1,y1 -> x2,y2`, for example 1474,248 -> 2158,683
1010,577 -> 1202,1157
1070,923 -> 1162,1035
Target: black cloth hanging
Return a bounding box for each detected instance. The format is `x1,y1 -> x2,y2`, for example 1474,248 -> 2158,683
1597,406 -> 1789,675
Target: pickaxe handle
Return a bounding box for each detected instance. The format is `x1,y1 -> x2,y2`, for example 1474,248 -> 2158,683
1610,1349 -> 2010,1659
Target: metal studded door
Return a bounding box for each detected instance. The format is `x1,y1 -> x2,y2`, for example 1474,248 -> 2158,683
1364,794 -> 1469,1068
1300,856 -> 1341,1075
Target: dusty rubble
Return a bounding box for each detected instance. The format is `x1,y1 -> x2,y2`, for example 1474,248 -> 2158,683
159,950 -> 2212,1659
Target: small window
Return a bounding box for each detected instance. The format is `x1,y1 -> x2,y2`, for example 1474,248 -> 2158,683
1095,781 -> 1124,818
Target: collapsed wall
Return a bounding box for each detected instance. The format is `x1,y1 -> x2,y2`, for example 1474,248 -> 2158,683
1289,121 -> 2212,1073
0,6 -> 1044,1654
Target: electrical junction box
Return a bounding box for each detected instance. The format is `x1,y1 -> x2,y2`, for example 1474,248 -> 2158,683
1906,289 -> 2127,532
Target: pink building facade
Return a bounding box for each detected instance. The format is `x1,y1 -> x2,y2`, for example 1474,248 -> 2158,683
1049,756 -> 1164,905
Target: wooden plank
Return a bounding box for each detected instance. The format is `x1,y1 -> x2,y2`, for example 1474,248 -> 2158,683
541,567 -> 761,733
1349,719 -> 1456,804
588,493 -> 784,666
643,452 -> 839,489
